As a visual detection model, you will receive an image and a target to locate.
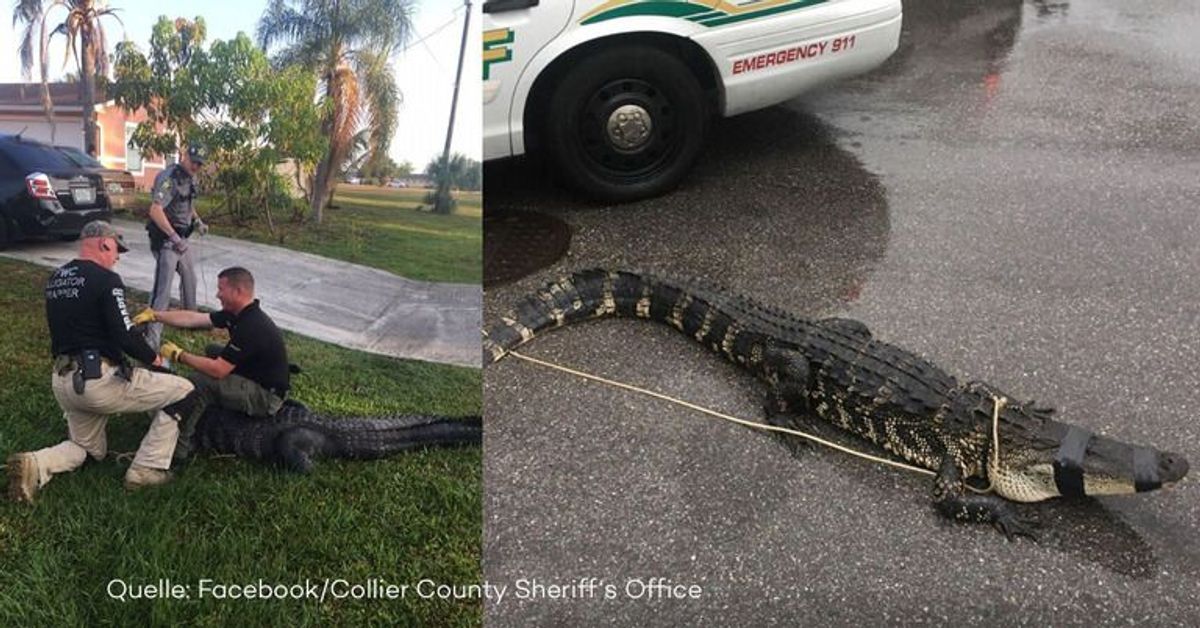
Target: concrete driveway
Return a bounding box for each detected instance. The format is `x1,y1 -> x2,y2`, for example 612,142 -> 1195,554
483,0 -> 1200,624
1,218 -> 480,368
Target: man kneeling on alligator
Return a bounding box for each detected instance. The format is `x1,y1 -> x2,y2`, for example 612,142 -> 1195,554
133,266 -> 289,464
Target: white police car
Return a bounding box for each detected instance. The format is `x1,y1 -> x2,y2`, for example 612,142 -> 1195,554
483,0 -> 903,201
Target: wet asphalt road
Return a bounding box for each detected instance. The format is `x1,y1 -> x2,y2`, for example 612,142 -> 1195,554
482,0 -> 1200,624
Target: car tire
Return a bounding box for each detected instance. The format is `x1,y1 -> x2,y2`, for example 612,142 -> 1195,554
544,45 -> 707,202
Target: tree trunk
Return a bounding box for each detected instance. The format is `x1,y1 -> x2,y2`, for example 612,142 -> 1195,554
309,152 -> 332,224
81,27 -> 98,156
309,46 -> 344,225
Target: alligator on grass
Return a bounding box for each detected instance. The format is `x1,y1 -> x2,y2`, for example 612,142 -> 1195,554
484,269 -> 1189,540
188,400 -> 482,473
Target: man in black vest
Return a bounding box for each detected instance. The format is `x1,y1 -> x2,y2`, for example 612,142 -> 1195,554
7,221 -> 195,503
132,266 -> 289,461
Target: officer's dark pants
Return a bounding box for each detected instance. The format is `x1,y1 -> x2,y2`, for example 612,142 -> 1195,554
173,371 -> 284,462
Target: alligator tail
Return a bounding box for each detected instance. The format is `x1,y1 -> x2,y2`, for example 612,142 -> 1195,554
484,269 -> 758,364
277,415 -> 482,472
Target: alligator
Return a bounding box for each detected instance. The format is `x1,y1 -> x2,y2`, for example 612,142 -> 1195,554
484,269 -> 1189,539
186,400 -> 482,473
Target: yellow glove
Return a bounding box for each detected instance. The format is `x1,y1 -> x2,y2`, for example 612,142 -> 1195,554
160,341 -> 185,362
132,309 -> 156,325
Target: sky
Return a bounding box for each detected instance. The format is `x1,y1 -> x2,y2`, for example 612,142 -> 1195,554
0,0 -> 482,170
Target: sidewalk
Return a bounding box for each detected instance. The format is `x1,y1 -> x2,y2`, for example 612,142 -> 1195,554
0,219 -> 480,368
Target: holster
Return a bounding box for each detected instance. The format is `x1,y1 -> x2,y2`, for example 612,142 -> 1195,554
147,222 -> 168,254
70,349 -> 105,394
116,361 -> 134,381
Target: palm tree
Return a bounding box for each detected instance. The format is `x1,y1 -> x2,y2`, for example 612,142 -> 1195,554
257,0 -> 412,224
13,0 -> 123,155
426,152 -> 480,191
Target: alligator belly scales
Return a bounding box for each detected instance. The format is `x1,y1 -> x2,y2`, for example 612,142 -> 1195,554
191,401 -> 482,473
485,269 -> 1188,539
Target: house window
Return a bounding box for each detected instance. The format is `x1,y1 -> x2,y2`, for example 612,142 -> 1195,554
125,122 -> 142,172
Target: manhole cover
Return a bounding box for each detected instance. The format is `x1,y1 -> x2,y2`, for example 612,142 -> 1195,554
483,210 -> 572,288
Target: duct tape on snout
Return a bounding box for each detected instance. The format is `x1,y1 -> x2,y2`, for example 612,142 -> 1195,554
1053,425 -> 1092,498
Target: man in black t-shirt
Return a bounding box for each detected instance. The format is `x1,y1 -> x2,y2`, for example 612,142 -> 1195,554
7,221 -> 195,503
133,266 -> 289,461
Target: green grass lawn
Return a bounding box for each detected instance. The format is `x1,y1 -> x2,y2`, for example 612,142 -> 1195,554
127,185 -> 481,285
0,259 -> 482,625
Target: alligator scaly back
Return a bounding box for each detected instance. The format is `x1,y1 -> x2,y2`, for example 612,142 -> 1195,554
193,401 -> 482,473
487,270 -> 1189,540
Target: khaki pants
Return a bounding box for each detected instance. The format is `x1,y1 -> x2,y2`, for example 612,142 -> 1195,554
31,362 -> 194,488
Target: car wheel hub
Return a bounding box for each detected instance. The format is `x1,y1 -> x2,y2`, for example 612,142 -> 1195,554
606,104 -> 653,151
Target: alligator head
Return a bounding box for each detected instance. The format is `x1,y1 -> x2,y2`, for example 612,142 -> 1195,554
949,383 -> 1189,503
981,397 -> 1189,503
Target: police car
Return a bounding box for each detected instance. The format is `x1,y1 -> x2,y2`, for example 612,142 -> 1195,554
483,0 -> 903,201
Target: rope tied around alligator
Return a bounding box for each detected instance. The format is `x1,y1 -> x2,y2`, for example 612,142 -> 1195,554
501,348 -> 1009,496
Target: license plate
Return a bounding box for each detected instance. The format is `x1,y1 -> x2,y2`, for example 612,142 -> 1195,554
71,188 -> 95,204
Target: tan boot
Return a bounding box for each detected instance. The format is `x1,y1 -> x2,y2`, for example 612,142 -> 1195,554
124,463 -> 173,490
6,452 -> 39,503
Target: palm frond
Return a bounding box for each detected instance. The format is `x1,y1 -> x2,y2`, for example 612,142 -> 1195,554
18,23 -> 38,78
339,0 -> 414,57
353,48 -> 399,170
92,20 -> 105,75
13,0 -> 43,78
270,38 -> 325,72
256,0 -> 319,50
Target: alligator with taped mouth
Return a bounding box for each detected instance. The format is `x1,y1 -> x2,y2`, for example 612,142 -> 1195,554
484,269 -> 1189,539
187,401 -> 482,472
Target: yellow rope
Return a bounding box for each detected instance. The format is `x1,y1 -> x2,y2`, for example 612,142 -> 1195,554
969,393 -> 1009,495
506,349 -> 938,478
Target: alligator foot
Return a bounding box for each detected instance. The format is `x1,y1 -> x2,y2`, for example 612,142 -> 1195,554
762,404 -> 826,455
762,348 -> 812,417
992,506 -> 1040,542
763,391 -> 795,424
274,427 -> 320,473
934,458 -> 1040,542
934,491 -> 1041,542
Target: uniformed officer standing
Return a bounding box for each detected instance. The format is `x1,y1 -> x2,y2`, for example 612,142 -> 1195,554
144,143 -> 209,349
6,221 -> 196,503
134,267 -> 290,462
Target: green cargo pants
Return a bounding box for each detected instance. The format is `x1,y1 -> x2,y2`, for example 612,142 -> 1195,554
173,371 -> 284,462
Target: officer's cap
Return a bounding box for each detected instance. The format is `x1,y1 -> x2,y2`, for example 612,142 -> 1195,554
186,143 -> 208,165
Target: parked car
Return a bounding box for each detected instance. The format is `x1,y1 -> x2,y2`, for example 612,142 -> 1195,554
483,0 -> 903,201
54,145 -> 136,212
0,134 -> 111,248
386,179 -> 408,188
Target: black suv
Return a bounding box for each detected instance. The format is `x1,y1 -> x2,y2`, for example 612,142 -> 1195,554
0,134 -> 111,248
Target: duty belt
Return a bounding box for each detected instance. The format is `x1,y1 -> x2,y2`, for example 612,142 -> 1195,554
53,351 -> 131,393
53,353 -> 117,376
